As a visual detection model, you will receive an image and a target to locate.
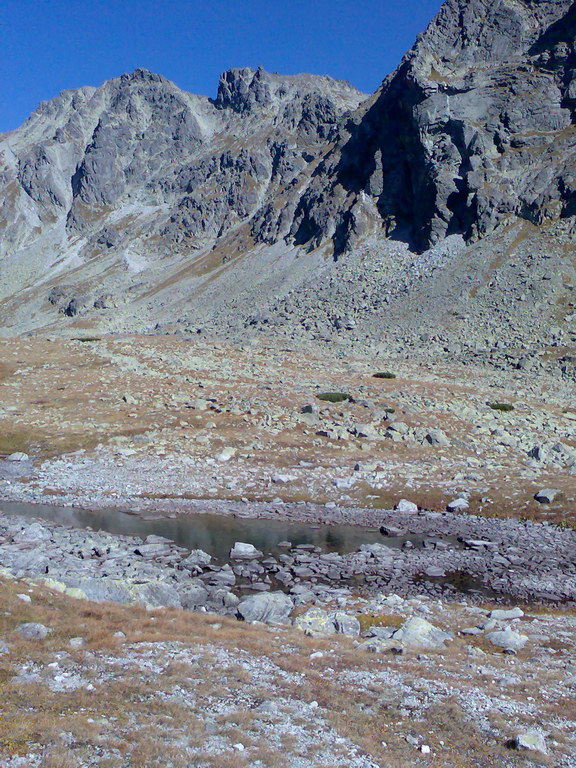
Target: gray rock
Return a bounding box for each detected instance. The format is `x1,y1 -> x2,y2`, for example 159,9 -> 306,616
359,543 -> 393,557
489,607 -> 524,621
13,523 -> 51,543
294,607 -> 337,636
424,429 -> 450,446
395,499 -> 418,513
486,629 -> 528,653
181,549 -> 212,568
387,421 -> 410,435
237,592 -> 294,624
424,566 -> 445,578
392,617 -> 453,650
135,581 -> 182,608
6,452 -> 29,462
332,612 -> 361,637
447,498 -> 470,512
513,731 -> 547,755
534,488 -> 560,504
16,622 -> 52,640
179,584 -> 209,610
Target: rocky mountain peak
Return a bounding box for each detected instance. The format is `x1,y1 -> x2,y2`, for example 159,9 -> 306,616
214,66 -> 271,112
118,67 -> 169,84
291,0 -> 576,254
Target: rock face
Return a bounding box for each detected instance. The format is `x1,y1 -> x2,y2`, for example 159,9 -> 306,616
296,0 -> 576,253
0,66 -> 364,332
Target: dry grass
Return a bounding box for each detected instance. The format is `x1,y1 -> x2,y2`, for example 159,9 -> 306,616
0,570 -> 572,768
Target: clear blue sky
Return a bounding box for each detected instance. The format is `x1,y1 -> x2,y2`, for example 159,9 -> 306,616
0,0 -> 442,132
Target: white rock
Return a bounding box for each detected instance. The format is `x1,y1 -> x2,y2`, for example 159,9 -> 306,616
230,542 -> 263,559
487,629 -> 528,653
216,447 -> 236,462
447,497 -> 470,512
489,607 -> 524,621
395,499 -> 419,513
514,731 -> 547,754
271,473 -> 296,483
6,452 -> 29,462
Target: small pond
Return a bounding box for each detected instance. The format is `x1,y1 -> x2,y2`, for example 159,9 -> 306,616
0,500 -> 456,562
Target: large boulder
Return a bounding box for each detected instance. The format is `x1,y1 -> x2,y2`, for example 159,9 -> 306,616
513,731 -> 547,755
391,617 -> 453,650
487,629 -> 528,653
179,583 -> 209,610
181,549 -> 212,568
294,607 -> 337,636
237,592 -> 294,624
13,523 -> 51,543
6,452 -> 29,462
17,622 -> 52,640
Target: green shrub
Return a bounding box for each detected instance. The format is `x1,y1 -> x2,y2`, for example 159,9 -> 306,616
373,372 -> 396,379
488,402 -> 515,412
316,392 -> 352,403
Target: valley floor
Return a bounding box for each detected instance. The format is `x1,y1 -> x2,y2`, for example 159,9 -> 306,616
0,333 -> 575,767
0,334 -> 574,523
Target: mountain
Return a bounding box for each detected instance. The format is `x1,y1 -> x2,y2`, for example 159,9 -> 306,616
294,0 -> 576,253
0,0 -> 575,354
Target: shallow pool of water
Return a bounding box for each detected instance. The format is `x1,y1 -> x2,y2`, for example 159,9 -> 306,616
0,502 -> 436,560
0,500 -> 443,561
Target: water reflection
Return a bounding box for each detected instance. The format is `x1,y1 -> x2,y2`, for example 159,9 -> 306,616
0,500 -> 405,561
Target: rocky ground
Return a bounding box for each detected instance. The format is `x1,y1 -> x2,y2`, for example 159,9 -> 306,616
0,556 -> 575,767
0,335 -> 574,521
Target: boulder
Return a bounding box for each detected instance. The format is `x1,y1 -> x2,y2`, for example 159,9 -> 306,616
294,607 -> 337,636
425,429 -> 449,446
332,611 -> 361,636
513,731 -> 547,755
181,549 -> 212,568
216,447 -> 236,462
359,543 -> 393,557
230,542 -> 263,559
392,617 -> 453,650
237,592 -> 294,624
17,622 -> 52,640
447,498 -> 470,512
489,607 -> 524,621
179,584 -> 209,610
13,523 -> 51,543
487,629 -> 528,653
534,488 -> 560,504
6,452 -> 29,462
395,499 -> 418,513
134,581 -> 182,608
